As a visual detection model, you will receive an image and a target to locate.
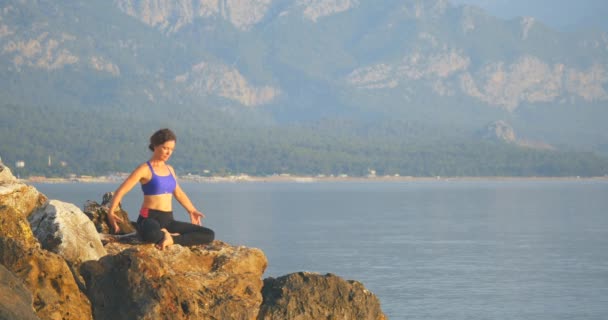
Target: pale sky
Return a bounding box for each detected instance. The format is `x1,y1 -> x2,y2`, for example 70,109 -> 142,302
449,0 -> 608,32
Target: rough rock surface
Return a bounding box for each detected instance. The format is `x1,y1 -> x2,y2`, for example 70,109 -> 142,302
0,176 -> 93,320
0,204 -> 39,249
114,0 -> 273,32
81,241 -> 268,320
176,60 -> 280,107
1,169 -> 385,320
29,199 -> 107,265
348,50 -> 608,111
299,0 -> 359,22
0,165 -> 47,218
83,192 -> 136,235
258,272 -> 386,320
0,164 -> 15,183
0,263 -> 40,320
0,237 -> 93,320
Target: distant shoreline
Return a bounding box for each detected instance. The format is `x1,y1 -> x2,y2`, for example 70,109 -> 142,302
24,174 -> 608,184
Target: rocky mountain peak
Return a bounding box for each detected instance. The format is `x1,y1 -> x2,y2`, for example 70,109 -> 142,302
297,0 -> 359,22
1,0 -> 607,160
114,0 -> 273,32
402,0 -> 450,20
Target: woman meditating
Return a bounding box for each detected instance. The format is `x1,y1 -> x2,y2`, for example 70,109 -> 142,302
106,128 -> 214,250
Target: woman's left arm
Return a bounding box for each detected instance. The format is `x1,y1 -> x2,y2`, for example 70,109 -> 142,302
171,167 -> 206,225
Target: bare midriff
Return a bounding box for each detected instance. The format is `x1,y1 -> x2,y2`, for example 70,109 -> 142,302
142,193 -> 173,212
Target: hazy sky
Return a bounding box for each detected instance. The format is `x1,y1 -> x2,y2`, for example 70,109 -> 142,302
449,0 -> 608,32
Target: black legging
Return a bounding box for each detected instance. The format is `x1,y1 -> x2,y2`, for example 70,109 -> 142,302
136,209 -> 214,246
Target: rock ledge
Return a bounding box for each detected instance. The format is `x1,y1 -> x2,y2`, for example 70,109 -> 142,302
0,163 -> 386,320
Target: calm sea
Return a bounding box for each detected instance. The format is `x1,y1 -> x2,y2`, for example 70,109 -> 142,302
33,179 -> 608,320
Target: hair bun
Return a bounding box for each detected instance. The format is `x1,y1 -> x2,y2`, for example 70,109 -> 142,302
149,128 -> 176,152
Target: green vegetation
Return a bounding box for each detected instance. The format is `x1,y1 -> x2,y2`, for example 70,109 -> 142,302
2,1 -> 608,178
1,102 -> 607,178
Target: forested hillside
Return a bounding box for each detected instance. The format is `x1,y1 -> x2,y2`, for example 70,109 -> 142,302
2,102 -> 607,177
1,0 -> 607,177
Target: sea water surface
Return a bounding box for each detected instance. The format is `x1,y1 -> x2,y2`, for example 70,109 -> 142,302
33,179 -> 608,319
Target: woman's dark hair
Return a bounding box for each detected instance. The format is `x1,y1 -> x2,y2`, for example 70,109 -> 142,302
149,128 -> 177,151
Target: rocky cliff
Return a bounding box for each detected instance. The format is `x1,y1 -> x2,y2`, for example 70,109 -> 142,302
477,120 -> 555,150
0,163 -> 386,320
0,165 -> 93,320
3,0 -> 606,113
348,50 -> 608,111
111,0 -> 608,111
2,0 -> 608,170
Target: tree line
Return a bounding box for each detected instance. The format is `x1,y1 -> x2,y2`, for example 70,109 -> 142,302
2,103 -> 608,178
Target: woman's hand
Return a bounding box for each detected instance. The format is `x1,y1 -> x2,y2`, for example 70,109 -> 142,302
189,210 -> 205,225
106,207 -> 124,233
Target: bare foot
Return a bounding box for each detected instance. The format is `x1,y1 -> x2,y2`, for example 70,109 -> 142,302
156,229 -> 174,250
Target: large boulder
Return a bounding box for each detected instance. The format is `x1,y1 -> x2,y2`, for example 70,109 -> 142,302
83,192 -> 135,235
0,165 -> 47,239
1,184 -> 93,320
0,204 -> 39,249
258,272 -> 387,320
0,263 -> 40,320
0,180 -> 47,219
0,237 -> 93,320
0,163 -> 15,183
81,241 -> 267,320
29,200 -> 107,266
1,177 -> 387,320
0,204 -> 40,320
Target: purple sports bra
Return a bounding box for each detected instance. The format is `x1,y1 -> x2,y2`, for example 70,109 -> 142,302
141,161 -> 176,196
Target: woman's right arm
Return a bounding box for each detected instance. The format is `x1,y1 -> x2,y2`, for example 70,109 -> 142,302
107,164 -> 147,233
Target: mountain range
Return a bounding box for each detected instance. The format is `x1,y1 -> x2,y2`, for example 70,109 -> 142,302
1,0 -> 607,176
